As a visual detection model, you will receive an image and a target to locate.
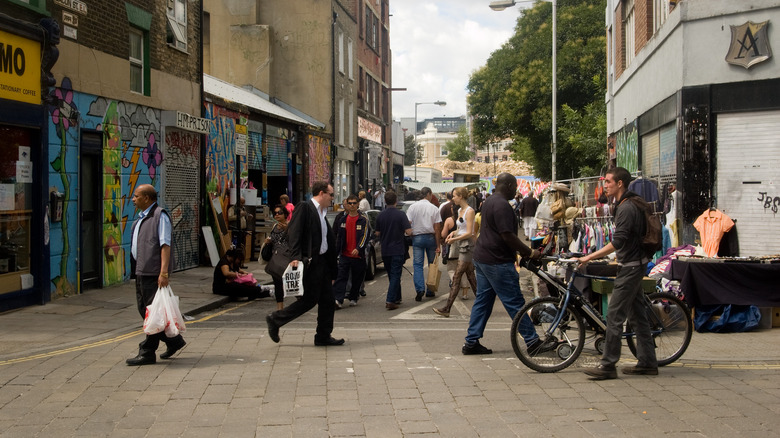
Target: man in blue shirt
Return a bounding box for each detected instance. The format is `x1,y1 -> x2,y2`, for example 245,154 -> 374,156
375,190 -> 411,310
126,184 -> 186,366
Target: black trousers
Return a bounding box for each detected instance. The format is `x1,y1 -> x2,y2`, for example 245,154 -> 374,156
136,275 -> 185,357
333,255 -> 366,302
268,255 -> 335,341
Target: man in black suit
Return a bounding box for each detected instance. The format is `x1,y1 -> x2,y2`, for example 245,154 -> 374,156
266,181 -> 344,346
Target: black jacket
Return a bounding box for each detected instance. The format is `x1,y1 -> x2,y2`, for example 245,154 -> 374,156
287,200 -> 337,270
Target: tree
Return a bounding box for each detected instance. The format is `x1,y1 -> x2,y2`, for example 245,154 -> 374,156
444,125 -> 473,162
403,133 -> 421,166
468,0 -> 607,179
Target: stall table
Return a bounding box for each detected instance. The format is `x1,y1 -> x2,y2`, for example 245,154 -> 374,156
669,258 -> 780,307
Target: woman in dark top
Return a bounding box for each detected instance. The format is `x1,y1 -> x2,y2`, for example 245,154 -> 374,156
263,205 -> 290,310
213,248 -> 270,300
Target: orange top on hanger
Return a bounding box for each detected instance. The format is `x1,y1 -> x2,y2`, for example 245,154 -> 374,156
693,209 -> 734,257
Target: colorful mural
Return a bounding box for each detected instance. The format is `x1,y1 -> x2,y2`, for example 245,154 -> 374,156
48,78 -> 163,296
616,120 -> 639,173
308,134 -> 331,184
204,103 -> 238,195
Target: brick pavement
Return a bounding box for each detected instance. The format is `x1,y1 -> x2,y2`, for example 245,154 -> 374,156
1,260 -> 780,436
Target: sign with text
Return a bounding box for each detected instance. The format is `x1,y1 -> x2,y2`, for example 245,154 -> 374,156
0,30 -> 41,105
235,124 -> 248,156
358,116 -> 382,143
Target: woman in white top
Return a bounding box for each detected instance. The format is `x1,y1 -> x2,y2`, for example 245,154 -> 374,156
433,186 -> 477,317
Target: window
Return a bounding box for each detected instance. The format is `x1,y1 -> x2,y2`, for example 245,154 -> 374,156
338,31 -> 344,74
653,0 -> 670,33
623,0 -> 635,67
347,38 -> 354,80
129,28 -> 144,94
339,99 -> 345,145
348,102 -> 354,148
366,8 -> 379,51
166,0 -> 187,51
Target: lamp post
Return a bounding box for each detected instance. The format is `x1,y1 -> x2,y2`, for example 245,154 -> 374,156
414,100 -> 446,181
490,0 -> 556,182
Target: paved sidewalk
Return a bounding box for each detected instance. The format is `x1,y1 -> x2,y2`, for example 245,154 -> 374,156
1,259 -> 779,366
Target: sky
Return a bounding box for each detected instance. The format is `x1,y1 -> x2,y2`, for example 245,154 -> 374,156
389,0 -> 524,121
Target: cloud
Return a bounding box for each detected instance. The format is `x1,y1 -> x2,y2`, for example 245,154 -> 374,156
390,0 -> 520,120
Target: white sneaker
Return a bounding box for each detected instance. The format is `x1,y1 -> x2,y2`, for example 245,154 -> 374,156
349,300 -> 358,307
335,300 -> 342,309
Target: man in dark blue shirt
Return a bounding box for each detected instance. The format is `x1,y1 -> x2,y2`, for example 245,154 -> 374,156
463,173 -> 543,355
374,190 -> 411,310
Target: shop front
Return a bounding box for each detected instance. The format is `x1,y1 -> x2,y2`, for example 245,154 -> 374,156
0,16 -> 58,310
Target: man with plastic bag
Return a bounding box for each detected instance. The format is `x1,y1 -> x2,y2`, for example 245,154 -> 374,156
126,184 -> 186,366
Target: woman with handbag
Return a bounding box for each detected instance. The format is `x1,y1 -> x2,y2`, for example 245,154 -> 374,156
262,205 -> 291,310
213,248 -> 271,300
433,187 -> 478,317
441,203 -> 469,298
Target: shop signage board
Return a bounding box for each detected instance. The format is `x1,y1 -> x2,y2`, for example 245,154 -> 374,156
235,124 -> 248,156
0,30 -> 42,105
358,116 -> 381,143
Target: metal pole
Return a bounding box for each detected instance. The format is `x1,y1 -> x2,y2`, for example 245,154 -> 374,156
414,103 -> 418,181
551,0 -> 557,183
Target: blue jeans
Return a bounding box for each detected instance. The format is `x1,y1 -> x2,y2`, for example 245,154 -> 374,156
384,255 -> 405,304
412,234 -> 437,293
465,261 -> 537,346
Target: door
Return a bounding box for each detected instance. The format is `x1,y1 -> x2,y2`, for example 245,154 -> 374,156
80,132 -> 102,290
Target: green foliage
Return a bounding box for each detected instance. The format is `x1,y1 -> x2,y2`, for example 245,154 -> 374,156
468,0 -> 607,179
444,126 -> 474,162
404,134 -> 421,166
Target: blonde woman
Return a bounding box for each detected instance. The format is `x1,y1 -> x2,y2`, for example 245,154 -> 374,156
433,187 -> 477,317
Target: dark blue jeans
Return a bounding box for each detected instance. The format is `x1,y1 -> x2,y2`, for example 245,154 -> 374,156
465,261 -> 537,346
412,234 -> 437,293
384,254 -> 405,304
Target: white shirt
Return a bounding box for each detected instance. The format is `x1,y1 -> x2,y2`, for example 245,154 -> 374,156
359,198 -> 371,213
406,199 -> 442,235
312,198 -> 328,255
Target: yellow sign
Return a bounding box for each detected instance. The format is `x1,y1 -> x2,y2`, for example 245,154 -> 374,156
0,30 -> 41,105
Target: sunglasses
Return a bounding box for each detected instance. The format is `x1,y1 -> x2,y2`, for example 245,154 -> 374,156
274,211 -> 284,215
347,201 -> 358,205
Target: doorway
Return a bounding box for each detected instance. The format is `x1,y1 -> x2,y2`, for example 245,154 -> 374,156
80,131 -> 102,290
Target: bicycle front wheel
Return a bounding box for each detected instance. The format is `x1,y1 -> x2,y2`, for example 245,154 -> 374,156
511,297 -> 586,373
626,292 -> 692,366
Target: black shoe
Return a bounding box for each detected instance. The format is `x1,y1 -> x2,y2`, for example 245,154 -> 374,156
462,341 -> 493,355
584,365 -> 617,380
126,355 -> 156,366
415,291 -> 423,302
314,337 -> 345,346
425,290 -> 436,297
160,340 -> 187,359
622,365 -> 658,376
386,302 -> 400,310
526,337 -> 557,356
266,314 -> 280,343
359,290 -> 366,297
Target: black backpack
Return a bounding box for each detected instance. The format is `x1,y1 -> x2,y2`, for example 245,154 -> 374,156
626,196 -> 663,257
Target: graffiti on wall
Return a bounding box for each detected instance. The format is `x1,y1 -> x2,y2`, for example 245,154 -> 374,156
616,120 -> 638,173
308,135 -> 330,184
48,77 -> 163,296
164,129 -> 200,270
204,103 -> 238,195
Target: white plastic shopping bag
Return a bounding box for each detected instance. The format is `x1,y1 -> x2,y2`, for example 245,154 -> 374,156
143,289 -> 167,335
162,286 -> 186,337
282,262 -> 305,298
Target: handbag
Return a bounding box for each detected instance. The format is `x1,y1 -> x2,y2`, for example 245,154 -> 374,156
234,272 -> 257,285
143,286 -> 186,336
261,241 -> 273,261
265,244 -> 293,279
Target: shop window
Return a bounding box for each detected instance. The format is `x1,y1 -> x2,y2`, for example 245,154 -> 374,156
0,126 -> 33,294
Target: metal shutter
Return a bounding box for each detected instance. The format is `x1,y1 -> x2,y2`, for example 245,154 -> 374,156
716,110 -> 780,257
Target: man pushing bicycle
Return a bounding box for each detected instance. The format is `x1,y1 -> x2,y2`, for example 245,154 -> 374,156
574,167 -> 658,380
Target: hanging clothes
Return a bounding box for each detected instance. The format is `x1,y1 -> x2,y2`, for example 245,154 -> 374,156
693,209 -> 735,257
628,177 -> 661,211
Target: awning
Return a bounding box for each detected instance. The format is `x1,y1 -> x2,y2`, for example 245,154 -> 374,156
402,181 -> 482,193
203,74 -> 322,128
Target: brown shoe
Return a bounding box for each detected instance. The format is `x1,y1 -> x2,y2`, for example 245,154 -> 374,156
432,307 -> 450,317
386,302 -> 399,310
584,365 -> 617,380
622,365 -> 658,375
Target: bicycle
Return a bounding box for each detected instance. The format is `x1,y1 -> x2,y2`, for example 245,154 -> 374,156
510,255 -> 692,373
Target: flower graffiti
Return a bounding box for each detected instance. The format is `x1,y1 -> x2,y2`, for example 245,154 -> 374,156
142,133 -> 163,182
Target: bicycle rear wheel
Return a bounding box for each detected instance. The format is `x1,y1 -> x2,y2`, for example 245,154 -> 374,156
511,297 -> 586,373
626,292 -> 692,366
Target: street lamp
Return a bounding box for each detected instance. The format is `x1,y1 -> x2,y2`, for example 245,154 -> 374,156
490,0 -> 556,182
414,100 -> 447,181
